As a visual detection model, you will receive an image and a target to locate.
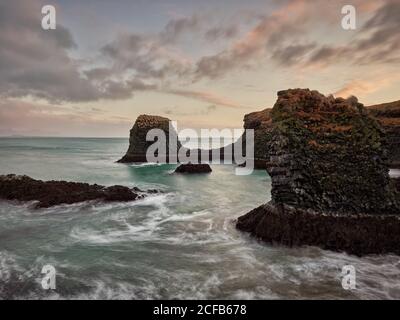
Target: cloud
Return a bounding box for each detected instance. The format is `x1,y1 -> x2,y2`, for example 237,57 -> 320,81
304,1 -> 400,67
100,33 -> 191,80
160,15 -> 200,43
193,0 -> 312,79
271,43 -> 316,66
204,25 -> 238,41
0,1 -> 165,103
0,0 -> 101,102
166,89 -> 247,109
194,0 -> 399,78
162,104 -> 216,116
334,75 -> 398,98
0,99 -> 131,137
1,0 -> 398,106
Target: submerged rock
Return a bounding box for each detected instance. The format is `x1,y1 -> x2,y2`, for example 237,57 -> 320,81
237,88 -> 400,256
0,174 -> 149,208
174,163 -> 212,174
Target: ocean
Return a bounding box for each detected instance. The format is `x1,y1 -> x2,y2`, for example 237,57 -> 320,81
0,137 -> 399,299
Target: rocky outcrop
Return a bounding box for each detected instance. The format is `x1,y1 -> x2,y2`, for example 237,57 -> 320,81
369,100 -> 400,169
174,163 -> 212,174
118,115 -> 182,163
117,111 -> 272,168
237,89 -> 400,256
0,174 -> 153,208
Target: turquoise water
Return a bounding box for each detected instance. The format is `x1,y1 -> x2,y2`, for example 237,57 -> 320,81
0,138 -> 399,299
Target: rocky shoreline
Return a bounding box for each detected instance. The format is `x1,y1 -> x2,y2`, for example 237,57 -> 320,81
0,174 -> 156,209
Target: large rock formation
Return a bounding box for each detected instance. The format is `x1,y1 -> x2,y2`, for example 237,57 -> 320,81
237,89 -> 400,256
0,174 -> 153,208
118,115 -> 182,163
369,100 -> 400,169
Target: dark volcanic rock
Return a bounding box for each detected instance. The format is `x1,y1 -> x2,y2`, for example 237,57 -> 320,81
267,89 -> 398,215
0,174 -> 146,208
237,203 -> 400,256
369,100 -> 400,169
236,88 -> 400,256
174,163 -> 212,174
118,114 -> 182,163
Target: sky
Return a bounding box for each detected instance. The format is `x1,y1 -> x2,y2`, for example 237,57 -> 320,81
0,0 -> 399,137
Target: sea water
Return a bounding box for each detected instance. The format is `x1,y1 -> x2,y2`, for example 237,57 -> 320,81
0,137 -> 399,299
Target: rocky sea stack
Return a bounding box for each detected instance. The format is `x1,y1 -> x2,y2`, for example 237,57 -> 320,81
118,114 -> 182,163
0,174 -> 151,208
175,163 -> 212,174
237,89 -> 400,256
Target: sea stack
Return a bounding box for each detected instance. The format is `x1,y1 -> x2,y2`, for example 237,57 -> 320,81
118,114 -> 182,163
237,89 -> 400,256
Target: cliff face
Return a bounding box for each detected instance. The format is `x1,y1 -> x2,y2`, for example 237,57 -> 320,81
369,100 -> 400,168
237,89 -> 400,256
118,115 -> 181,163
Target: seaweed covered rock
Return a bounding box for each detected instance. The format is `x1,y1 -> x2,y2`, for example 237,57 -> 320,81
118,115 -> 181,163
